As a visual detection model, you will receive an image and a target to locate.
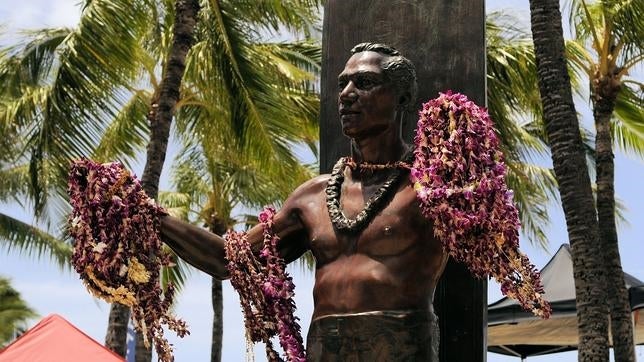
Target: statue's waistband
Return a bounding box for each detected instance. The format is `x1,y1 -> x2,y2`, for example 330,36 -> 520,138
311,309 -> 436,324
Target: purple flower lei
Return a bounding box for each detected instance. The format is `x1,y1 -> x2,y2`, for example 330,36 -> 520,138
411,91 -> 552,318
224,207 -> 305,362
68,159 -> 189,362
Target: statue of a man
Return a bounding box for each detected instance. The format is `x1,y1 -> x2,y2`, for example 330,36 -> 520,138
161,43 -> 447,361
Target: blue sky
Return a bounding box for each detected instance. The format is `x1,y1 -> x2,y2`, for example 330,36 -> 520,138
1,1 -> 642,361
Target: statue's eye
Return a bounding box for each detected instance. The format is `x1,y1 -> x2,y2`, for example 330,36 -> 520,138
363,81 -> 373,88
356,78 -> 373,89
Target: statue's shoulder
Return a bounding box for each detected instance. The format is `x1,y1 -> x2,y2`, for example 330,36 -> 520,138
294,174 -> 331,196
282,174 -> 330,212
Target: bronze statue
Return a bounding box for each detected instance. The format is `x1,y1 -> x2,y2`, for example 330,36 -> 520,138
161,43 -> 446,361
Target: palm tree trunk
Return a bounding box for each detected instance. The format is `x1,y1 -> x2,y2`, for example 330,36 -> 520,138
211,278 -> 223,362
140,0 -> 201,199
594,93 -> 635,361
135,332 -> 151,362
527,0 -> 609,360
209,218 -> 227,362
107,0 -> 201,360
105,303 -> 130,356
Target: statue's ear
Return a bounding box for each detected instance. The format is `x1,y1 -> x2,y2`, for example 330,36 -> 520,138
398,91 -> 412,109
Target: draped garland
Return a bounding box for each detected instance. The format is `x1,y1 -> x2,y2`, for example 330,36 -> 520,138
224,208 -> 305,362
411,91 -> 551,317
68,159 -> 188,362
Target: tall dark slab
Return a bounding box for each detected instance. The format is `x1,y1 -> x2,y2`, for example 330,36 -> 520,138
319,1 -> 487,361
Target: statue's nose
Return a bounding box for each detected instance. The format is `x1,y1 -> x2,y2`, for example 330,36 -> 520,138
339,82 -> 358,103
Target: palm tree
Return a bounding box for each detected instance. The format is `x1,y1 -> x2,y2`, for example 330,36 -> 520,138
0,103 -> 72,284
0,23 -> 107,270
486,12 -> 610,249
169,5 -> 321,355
486,12 -> 560,248
129,1 -> 201,360
168,143 -> 317,361
528,0 -> 610,359
0,161 -> 72,267
130,0 -> 320,359
2,0 -> 321,360
565,1 -> 644,359
1,1 -> 160,355
0,276 -> 38,347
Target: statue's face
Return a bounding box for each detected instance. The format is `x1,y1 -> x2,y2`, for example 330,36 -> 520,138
337,51 -> 398,139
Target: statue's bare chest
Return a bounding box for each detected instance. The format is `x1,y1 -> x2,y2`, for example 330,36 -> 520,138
303,180 -> 431,265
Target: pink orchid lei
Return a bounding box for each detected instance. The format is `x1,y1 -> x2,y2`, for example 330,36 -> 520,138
68,159 -> 189,362
224,207 -> 305,362
411,91 -> 551,318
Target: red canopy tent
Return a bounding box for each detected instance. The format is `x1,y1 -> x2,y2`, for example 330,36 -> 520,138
0,314 -> 124,362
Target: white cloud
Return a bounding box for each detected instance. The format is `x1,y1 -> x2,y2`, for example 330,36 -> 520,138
1,0 -> 81,33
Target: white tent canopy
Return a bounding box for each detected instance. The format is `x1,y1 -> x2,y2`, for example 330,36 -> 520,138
487,244 -> 644,359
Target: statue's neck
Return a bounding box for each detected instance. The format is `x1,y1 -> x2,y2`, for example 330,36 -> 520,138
350,134 -> 407,165
348,133 -> 409,185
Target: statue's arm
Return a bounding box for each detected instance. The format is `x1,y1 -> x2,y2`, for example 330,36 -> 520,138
160,216 -> 231,279
160,198 -> 310,279
159,177 -> 320,279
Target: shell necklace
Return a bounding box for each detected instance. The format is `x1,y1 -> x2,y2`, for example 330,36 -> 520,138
325,154 -> 412,233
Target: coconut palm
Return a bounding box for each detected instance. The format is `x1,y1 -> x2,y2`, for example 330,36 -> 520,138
168,142 -> 317,361
164,6 -> 321,356
486,11 -> 613,249
0,7 -> 152,214
0,162 -> 72,267
2,0 -> 321,359
130,1 -> 201,360
1,1 -> 156,356
528,0 -> 610,359
486,12 -> 560,248
565,1 -> 644,359
0,39 -> 80,281
0,276 -> 38,347
0,86 -> 72,269
130,0 -> 320,359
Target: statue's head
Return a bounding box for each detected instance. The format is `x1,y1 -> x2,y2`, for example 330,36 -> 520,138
338,43 -> 417,139
350,42 -> 417,111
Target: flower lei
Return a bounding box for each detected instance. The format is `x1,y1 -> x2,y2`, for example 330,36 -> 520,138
224,207 -> 305,362
68,159 -> 189,362
411,91 -> 551,318
325,155 -> 412,233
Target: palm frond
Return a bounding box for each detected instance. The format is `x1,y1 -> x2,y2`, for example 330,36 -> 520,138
158,191 -> 193,221
12,0 -> 152,214
614,192 -> 630,228
192,3 -> 320,176
603,0 -> 644,62
160,248 -> 193,295
0,28 -> 70,95
612,117 -> 644,157
0,213 -> 71,269
0,276 -> 38,346
486,12 -> 548,159
92,90 -> 151,167
217,0 -> 321,37
506,161 -> 558,249
0,164 -> 30,203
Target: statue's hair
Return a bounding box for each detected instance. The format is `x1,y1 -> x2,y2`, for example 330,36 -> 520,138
351,42 -> 418,111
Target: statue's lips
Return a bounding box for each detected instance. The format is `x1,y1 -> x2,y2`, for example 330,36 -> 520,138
339,109 -> 360,119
